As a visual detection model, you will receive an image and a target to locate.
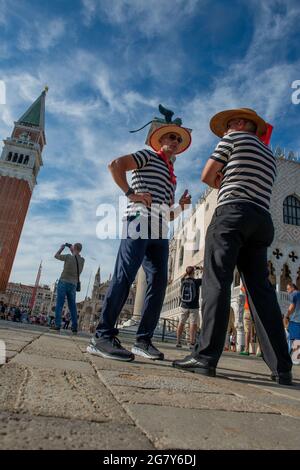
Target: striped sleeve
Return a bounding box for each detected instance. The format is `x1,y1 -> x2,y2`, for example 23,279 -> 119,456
210,135 -> 234,164
132,149 -> 152,169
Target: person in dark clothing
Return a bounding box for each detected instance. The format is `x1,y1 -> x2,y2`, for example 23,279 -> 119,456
173,108 -> 293,386
176,266 -> 202,349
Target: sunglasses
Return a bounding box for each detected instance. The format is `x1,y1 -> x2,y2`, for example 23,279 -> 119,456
167,133 -> 183,144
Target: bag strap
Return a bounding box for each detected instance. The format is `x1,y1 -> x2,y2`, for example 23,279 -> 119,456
75,255 -> 80,283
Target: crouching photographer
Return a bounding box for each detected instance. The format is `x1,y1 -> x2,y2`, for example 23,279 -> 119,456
50,243 -> 85,334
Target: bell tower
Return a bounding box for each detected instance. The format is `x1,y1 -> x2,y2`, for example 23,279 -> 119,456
92,267 -> 101,301
0,89 -> 47,292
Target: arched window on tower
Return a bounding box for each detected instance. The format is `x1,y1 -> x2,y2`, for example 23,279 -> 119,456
13,153 -> 18,162
283,195 -> 300,226
6,152 -> 12,161
24,155 -> 29,165
18,154 -> 24,164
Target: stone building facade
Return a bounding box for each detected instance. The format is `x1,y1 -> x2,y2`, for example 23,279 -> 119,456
77,268 -> 136,333
0,282 -> 53,315
161,155 -> 300,350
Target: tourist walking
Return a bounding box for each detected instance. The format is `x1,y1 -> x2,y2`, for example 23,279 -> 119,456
284,283 -> 300,354
176,266 -> 202,349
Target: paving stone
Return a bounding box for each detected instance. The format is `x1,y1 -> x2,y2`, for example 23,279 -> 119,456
2,324 -> 300,450
0,362 -> 132,424
0,363 -> 27,411
11,352 -> 94,374
5,350 -> 18,361
109,386 -> 279,414
3,339 -> 30,352
97,369 -> 227,394
125,404 -> 300,450
0,330 -> 39,343
0,412 -> 154,450
24,335 -> 87,361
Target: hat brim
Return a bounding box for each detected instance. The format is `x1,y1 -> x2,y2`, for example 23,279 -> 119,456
210,109 -> 267,138
149,125 -> 192,154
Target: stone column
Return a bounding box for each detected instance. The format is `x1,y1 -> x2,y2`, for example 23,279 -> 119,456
236,293 -> 245,352
132,267 -> 147,321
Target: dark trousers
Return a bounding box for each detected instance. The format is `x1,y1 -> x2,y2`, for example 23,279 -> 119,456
194,202 -> 292,375
96,234 -> 169,340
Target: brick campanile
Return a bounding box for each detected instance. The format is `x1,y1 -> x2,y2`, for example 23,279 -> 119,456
0,89 -> 47,292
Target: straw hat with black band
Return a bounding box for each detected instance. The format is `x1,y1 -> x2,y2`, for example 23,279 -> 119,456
147,122 -> 192,155
210,108 -> 267,138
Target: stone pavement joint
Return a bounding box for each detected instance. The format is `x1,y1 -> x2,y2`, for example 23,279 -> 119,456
0,323 -> 299,450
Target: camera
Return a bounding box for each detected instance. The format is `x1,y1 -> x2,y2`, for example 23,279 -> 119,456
65,243 -> 72,248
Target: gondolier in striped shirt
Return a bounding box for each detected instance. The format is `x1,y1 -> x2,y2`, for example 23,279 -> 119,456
87,106 -> 192,362
173,108 -> 293,386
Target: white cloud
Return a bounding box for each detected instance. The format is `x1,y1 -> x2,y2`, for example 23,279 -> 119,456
17,18 -> 66,51
81,0 -> 201,35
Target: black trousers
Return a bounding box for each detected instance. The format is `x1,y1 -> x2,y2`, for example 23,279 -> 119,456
194,202 -> 292,374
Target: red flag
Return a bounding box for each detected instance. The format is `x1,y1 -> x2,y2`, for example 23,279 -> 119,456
259,123 -> 273,146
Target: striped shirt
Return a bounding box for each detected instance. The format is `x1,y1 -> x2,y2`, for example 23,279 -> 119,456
125,149 -> 175,224
210,131 -> 277,212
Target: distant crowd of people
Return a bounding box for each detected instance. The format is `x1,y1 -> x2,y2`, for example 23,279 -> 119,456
0,301 -> 72,329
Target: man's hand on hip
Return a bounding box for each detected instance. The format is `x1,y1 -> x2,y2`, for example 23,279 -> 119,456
128,192 -> 152,207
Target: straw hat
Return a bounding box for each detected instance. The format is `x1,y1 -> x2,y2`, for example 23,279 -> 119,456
146,122 -> 192,155
210,108 -> 267,138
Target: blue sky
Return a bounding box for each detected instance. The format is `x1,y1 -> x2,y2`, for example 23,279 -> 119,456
0,0 -> 300,299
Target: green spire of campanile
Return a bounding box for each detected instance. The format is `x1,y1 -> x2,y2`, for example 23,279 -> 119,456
17,87 -> 47,130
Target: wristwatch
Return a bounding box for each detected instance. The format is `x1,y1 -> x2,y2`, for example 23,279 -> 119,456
125,187 -> 135,197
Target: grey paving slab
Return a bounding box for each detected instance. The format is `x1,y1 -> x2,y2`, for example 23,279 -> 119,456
96,368 -> 229,394
0,362 -> 27,412
23,334 -> 88,361
125,404 -> 300,450
11,352 -> 94,374
2,324 -> 300,451
0,412 -> 154,450
0,362 -> 132,424
109,385 -> 280,414
0,326 -> 40,338
85,351 -> 182,375
4,339 -> 30,352
5,350 -> 18,361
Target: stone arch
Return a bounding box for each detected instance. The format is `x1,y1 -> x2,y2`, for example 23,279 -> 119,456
168,255 -> 174,281
193,229 -> 200,255
280,263 -> 292,291
178,246 -> 184,268
268,261 -> 276,287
